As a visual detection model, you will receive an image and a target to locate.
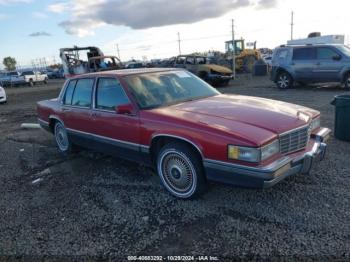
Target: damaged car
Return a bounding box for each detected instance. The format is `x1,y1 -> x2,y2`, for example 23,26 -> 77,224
172,55 -> 233,86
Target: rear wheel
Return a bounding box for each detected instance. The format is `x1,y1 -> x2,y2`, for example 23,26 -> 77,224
156,142 -> 207,199
54,122 -> 73,154
276,71 -> 293,89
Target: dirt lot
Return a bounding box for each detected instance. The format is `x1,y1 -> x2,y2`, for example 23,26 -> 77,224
0,77 -> 349,260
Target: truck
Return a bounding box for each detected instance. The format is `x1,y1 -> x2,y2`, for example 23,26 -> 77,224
20,71 -> 48,87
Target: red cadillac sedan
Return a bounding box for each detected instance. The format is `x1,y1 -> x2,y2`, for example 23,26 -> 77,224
37,68 -> 330,198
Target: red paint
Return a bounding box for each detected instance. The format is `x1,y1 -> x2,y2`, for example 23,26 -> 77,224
37,69 -> 322,166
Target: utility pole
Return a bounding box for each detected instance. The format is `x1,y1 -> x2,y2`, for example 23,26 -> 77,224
116,44 -> 121,61
290,11 -> 294,40
231,19 -> 236,80
177,32 -> 182,55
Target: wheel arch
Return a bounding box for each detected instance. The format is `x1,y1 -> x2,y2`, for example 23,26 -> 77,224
48,116 -> 64,133
150,134 -> 204,164
275,67 -> 294,81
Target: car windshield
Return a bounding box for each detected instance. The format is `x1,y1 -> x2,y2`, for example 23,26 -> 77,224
124,71 -> 220,109
337,45 -> 350,57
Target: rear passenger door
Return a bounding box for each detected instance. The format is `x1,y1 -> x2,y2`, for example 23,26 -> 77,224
292,47 -> 316,81
91,77 -> 142,162
61,78 -> 95,147
314,47 -> 343,81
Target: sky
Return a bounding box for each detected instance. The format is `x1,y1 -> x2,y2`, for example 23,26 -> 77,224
0,0 -> 349,69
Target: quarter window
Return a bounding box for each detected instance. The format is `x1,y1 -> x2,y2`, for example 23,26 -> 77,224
71,78 -> 94,107
293,48 -> 315,60
63,80 -> 77,105
317,47 -> 339,59
96,78 -> 129,110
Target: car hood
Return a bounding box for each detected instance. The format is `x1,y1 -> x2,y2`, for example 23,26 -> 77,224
200,64 -> 232,74
153,94 -> 319,145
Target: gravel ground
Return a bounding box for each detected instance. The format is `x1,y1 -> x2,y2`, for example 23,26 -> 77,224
0,77 -> 349,261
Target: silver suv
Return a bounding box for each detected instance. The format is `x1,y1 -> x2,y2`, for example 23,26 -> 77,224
270,44 -> 350,89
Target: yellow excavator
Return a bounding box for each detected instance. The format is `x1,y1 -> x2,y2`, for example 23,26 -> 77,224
225,39 -> 261,73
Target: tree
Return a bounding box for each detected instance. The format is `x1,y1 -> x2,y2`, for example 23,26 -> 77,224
3,57 -> 17,71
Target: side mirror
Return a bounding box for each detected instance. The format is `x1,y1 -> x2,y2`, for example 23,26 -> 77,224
115,103 -> 134,115
332,55 -> 341,61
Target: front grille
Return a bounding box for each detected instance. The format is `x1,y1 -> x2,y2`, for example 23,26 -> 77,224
279,126 -> 309,154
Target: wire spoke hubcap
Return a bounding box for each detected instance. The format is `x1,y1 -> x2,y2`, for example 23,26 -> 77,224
161,152 -> 194,193
55,124 -> 68,151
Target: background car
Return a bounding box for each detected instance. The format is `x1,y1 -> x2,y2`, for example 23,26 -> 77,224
171,55 -> 233,86
270,44 -> 350,89
0,86 -> 7,103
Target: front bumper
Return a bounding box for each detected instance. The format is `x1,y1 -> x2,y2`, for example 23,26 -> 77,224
203,127 -> 331,188
207,73 -> 233,81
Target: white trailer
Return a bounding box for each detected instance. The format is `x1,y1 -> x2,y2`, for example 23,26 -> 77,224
287,35 -> 345,45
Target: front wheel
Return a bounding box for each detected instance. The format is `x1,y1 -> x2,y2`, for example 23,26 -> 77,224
276,72 -> 293,89
156,142 -> 207,199
344,73 -> 350,90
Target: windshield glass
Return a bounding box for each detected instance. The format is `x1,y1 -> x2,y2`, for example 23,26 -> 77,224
337,45 -> 350,57
124,71 -> 220,109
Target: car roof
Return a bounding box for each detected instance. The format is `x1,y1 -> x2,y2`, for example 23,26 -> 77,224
71,68 -> 181,79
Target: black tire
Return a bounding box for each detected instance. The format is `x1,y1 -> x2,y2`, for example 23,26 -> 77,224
276,71 -> 293,89
221,79 -> 230,86
28,79 -> 34,87
344,73 -> 350,90
198,71 -> 208,81
43,78 -> 48,84
54,122 -> 74,154
156,142 -> 207,199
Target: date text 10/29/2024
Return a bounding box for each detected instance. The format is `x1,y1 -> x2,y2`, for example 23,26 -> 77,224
127,255 -> 219,261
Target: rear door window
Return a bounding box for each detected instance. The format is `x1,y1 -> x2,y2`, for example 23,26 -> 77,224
317,47 -> 339,60
96,78 -> 129,111
63,80 -> 77,105
71,78 -> 94,107
292,48 -> 315,60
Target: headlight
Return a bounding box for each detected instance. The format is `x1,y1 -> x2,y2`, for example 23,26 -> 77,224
228,139 -> 279,163
228,145 -> 260,162
310,117 -> 321,132
261,140 -> 280,161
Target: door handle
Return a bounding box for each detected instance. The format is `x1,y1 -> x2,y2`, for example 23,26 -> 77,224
62,108 -> 71,112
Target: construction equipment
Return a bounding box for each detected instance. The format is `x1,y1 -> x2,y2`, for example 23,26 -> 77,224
225,39 -> 261,73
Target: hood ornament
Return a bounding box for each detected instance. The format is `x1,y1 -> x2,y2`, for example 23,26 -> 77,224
297,111 -> 311,123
